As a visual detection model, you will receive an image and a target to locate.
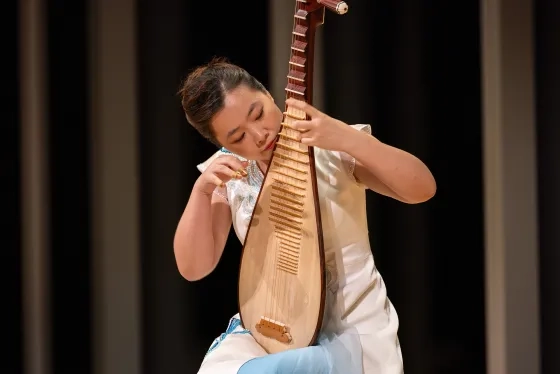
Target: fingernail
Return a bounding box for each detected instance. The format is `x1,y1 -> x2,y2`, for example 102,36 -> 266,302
240,169 -> 248,176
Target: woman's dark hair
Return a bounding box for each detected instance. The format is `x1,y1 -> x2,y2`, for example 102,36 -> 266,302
178,57 -> 267,146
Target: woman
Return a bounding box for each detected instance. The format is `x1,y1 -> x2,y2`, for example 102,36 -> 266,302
174,58 -> 436,374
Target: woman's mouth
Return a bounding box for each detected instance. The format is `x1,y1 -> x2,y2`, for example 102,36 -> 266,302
264,138 -> 276,151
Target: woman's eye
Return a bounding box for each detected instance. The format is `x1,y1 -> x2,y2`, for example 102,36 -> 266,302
256,108 -> 264,120
234,133 -> 245,143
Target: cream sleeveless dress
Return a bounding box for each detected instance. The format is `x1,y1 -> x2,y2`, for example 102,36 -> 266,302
195,125 -> 403,374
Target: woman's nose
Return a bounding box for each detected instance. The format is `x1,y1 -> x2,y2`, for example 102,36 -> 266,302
251,128 -> 268,147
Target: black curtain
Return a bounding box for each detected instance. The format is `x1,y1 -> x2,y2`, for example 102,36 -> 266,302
536,1 -> 560,373
323,1 -> 485,373
46,0 -> 92,372
11,0 -> 560,373
137,0 -> 485,373
137,1 -> 270,372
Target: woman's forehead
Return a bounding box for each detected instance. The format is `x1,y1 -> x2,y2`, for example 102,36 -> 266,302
223,85 -> 260,109
213,87 -> 262,136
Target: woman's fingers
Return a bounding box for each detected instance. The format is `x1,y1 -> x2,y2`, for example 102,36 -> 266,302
210,173 -> 225,188
286,98 -> 322,118
291,120 -> 314,132
217,155 -> 249,175
201,155 -> 250,190
212,164 -> 241,181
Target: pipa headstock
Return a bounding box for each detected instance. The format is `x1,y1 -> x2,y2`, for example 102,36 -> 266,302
285,0 -> 348,107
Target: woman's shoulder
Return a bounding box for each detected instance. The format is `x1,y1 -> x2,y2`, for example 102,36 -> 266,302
196,147 -> 247,173
313,124 -> 371,187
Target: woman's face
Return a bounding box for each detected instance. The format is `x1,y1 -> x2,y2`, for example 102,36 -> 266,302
211,84 -> 283,162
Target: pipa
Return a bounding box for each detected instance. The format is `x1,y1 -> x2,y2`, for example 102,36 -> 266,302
237,0 -> 349,354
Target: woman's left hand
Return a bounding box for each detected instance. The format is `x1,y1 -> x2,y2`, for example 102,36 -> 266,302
286,98 -> 353,152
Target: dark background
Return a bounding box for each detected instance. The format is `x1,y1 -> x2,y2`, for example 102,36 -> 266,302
5,0 -> 559,373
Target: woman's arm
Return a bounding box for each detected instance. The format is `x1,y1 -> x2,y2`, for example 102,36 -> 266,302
285,98 -> 436,204
173,184 -> 232,281
174,155 -> 247,281
342,128 -> 436,204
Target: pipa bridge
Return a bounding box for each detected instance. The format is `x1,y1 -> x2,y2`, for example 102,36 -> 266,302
256,316 -> 293,344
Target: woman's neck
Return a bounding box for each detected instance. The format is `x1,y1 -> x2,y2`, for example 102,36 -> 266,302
256,159 -> 270,175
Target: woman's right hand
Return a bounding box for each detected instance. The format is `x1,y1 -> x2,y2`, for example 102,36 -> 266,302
194,155 -> 249,196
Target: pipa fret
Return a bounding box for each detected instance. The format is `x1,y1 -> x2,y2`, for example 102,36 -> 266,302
291,40 -> 308,52
293,24 -> 308,36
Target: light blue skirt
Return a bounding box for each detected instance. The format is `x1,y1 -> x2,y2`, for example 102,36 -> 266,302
203,287 -> 364,374
238,324 -> 363,374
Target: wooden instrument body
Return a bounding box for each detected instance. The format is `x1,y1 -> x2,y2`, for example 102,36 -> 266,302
237,0 -> 348,354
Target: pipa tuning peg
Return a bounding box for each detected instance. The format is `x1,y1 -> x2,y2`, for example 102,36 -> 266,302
317,0 -> 348,15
